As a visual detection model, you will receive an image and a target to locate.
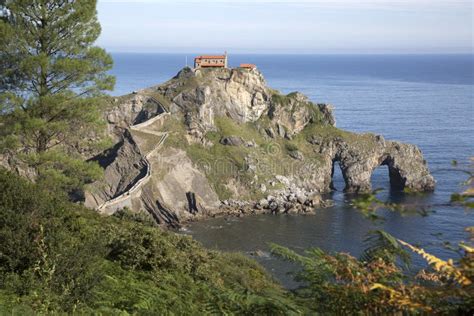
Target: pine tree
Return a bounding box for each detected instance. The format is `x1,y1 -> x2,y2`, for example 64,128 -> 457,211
0,0 -> 115,194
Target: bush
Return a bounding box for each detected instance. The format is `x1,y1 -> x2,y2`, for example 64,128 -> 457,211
285,143 -> 299,152
0,169 -> 296,314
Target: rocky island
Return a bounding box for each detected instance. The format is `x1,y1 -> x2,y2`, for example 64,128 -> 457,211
85,67 -> 435,226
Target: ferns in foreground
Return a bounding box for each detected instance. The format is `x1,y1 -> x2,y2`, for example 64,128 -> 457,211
271,230 -> 473,314
271,158 -> 474,314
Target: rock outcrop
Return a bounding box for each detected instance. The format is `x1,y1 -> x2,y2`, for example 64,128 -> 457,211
86,130 -> 147,206
319,135 -> 435,193
220,136 -> 245,146
84,67 -> 435,227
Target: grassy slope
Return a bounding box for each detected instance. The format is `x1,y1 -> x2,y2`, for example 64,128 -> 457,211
0,170 -> 299,314
191,121 -> 379,200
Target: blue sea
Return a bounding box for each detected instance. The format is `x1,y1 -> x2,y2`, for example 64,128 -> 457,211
110,53 -> 474,287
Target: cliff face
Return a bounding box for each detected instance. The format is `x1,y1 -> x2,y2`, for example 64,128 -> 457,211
170,67 -> 271,126
85,67 -> 435,226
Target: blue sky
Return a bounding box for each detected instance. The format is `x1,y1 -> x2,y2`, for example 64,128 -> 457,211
97,0 -> 473,54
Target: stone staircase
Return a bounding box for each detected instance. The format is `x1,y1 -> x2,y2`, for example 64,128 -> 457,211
97,109 -> 169,214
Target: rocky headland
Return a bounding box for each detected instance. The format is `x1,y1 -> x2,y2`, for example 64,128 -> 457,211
84,67 -> 435,227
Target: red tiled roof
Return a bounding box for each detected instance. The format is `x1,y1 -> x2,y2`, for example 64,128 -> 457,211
195,55 -> 226,60
240,63 -> 256,69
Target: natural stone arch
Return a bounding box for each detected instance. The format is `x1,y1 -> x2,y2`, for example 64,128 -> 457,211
339,153 -> 417,193
379,156 -> 406,191
330,158 -> 349,191
378,143 -> 435,192
327,138 -> 435,194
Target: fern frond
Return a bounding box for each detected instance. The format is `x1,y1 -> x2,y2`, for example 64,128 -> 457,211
459,244 -> 474,253
269,243 -> 312,266
398,239 -> 472,286
370,283 -> 431,312
361,230 -> 410,267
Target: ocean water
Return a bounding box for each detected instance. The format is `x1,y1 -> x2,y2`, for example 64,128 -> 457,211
110,53 -> 474,287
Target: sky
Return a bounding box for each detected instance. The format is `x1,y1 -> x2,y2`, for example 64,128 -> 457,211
97,0 -> 473,54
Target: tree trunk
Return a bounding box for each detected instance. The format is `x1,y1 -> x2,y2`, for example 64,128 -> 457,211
37,132 -> 48,153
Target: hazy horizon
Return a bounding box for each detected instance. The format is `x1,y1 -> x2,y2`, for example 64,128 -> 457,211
97,0 -> 473,54
107,51 -> 474,55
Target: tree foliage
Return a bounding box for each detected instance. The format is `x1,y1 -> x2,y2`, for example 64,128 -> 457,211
0,0 -> 114,194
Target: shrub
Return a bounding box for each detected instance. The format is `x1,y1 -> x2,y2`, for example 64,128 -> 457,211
285,143 -> 299,152
0,169 -> 296,314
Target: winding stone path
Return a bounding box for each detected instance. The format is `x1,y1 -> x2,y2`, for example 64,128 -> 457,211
97,110 -> 169,213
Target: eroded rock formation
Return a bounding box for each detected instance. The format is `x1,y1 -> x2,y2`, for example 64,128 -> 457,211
319,135 -> 435,193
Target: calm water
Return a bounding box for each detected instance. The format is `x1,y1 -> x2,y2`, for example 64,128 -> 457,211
110,53 -> 474,287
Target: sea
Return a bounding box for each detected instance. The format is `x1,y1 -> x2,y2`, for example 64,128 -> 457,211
110,53 -> 474,287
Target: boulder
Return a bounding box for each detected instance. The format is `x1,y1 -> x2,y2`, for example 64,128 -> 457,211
220,136 -> 244,146
289,150 -> 304,161
265,127 -> 276,138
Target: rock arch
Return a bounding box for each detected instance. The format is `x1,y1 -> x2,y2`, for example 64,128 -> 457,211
380,156 -> 406,191
326,137 -> 435,194
330,158 -> 349,191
